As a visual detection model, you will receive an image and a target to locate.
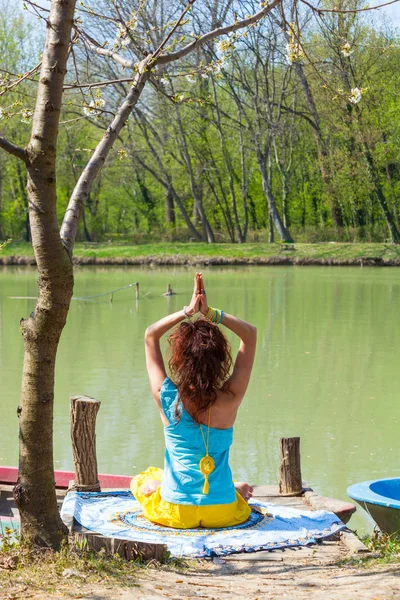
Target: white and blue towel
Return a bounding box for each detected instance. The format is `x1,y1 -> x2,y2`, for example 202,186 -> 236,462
61,490 -> 345,558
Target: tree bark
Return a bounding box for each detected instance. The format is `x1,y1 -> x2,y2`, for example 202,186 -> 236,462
14,0 -> 77,549
258,153 -> 294,243
165,187 -> 175,227
16,161 -> 31,242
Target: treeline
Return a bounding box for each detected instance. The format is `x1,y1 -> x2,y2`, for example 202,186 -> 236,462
1,1 -> 400,243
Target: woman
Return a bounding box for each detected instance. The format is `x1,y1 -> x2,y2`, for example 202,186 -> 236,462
131,272 -> 257,529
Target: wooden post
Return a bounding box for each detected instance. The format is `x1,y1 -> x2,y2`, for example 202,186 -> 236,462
278,437 -> 303,496
135,282 -> 139,300
70,396 -> 101,492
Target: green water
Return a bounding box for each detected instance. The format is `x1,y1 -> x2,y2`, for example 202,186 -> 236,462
1,265 -> 399,533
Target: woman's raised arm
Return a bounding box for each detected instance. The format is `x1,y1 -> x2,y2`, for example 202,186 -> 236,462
220,312 -> 257,401
198,275 -> 257,403
144,273 -> 202,398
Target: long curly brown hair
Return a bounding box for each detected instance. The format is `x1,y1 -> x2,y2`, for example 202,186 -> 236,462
168,319 -> 233,423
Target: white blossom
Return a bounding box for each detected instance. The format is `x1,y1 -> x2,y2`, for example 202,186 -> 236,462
341,42 -> 354,57
212,62 -> 222,74
20,109 -> 33,124
0,108 -> 4,120
186,73 -> 196,83
216,39 -> 231,54
83,98 -> 105,117
160,77 -> 168,85
285,41 -> 304,65
129,15 -> 138,31
115,17 -> 137,47
179,94 -> 185,101
349,87 -> 362,104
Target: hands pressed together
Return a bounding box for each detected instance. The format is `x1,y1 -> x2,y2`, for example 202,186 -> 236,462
185,272 -> 209,317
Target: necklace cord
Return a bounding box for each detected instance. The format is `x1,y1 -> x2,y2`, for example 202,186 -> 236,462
199,408 -> 214,494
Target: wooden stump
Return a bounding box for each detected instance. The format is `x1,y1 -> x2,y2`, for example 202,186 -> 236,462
70,396 -> 101,492
278,437 -> 303,497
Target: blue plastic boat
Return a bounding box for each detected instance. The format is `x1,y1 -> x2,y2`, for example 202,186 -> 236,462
347,478 -> 400,535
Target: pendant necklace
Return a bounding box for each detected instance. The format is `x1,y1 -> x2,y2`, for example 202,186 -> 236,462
199,409 -> 215,494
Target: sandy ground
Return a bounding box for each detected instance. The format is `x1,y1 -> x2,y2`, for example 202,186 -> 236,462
1,542 -> 399,600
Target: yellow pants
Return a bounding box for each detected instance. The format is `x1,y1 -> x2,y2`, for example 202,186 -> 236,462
130,467 -> 251,529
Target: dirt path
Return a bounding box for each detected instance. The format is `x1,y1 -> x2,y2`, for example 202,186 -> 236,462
3,542 -> 399,600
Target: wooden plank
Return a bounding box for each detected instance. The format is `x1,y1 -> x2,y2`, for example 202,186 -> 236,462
304,491 -> 356,523
340,530 -> 370,554
73,530 -> 168,562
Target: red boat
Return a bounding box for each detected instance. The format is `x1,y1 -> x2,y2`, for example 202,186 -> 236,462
0,465 -> 132,490
0,466 -> 132,533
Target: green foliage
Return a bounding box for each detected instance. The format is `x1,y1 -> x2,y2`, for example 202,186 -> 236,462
367,529 -> 400,562
1,3 -> 400,243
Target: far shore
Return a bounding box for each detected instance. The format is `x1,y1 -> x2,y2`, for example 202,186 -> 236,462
1,241 -> 400,267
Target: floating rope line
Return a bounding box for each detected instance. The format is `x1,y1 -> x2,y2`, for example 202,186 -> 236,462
72,282 -> 139,302
9,282 -> 148,302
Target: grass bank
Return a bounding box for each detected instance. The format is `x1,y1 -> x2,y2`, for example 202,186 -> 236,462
0,534 -> 189,599
1,241 -> 400,266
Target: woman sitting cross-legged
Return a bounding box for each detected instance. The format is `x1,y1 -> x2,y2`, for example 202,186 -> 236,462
131,272 -> 257,529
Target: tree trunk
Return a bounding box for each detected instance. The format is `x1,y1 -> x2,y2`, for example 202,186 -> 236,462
268,213 -> 274,243
165,187 -> 175,226
258,155 -> 294,243
13,0 -> 76,549
282,175 -> 289,229
362,141 -> 400,243
195,196 -> 215,243
16,161 -> 31,242
293,62 -> 344,229
82,208 -> 92,242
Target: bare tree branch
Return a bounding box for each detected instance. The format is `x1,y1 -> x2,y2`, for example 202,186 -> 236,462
64,77 -> 137,90
300,0 -> 400,14
155,0 -> 282,66
0,136 -> 27,162
60,58 -> 151,253
152,0 -> 199,61
0,62 -> 42,98
81,33 -> 137,69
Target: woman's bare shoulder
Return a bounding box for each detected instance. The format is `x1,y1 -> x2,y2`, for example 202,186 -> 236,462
207,390 -> 240,428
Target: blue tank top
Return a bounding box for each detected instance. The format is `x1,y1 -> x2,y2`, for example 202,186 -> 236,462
160,377 -> 236,506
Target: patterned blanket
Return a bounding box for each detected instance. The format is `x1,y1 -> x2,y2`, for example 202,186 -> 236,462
61,490 -> 345,558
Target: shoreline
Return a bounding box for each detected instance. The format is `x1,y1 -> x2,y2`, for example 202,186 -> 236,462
1,254 -> 400,267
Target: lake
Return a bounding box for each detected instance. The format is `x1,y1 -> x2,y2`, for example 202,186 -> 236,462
1,265 -> 399,533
